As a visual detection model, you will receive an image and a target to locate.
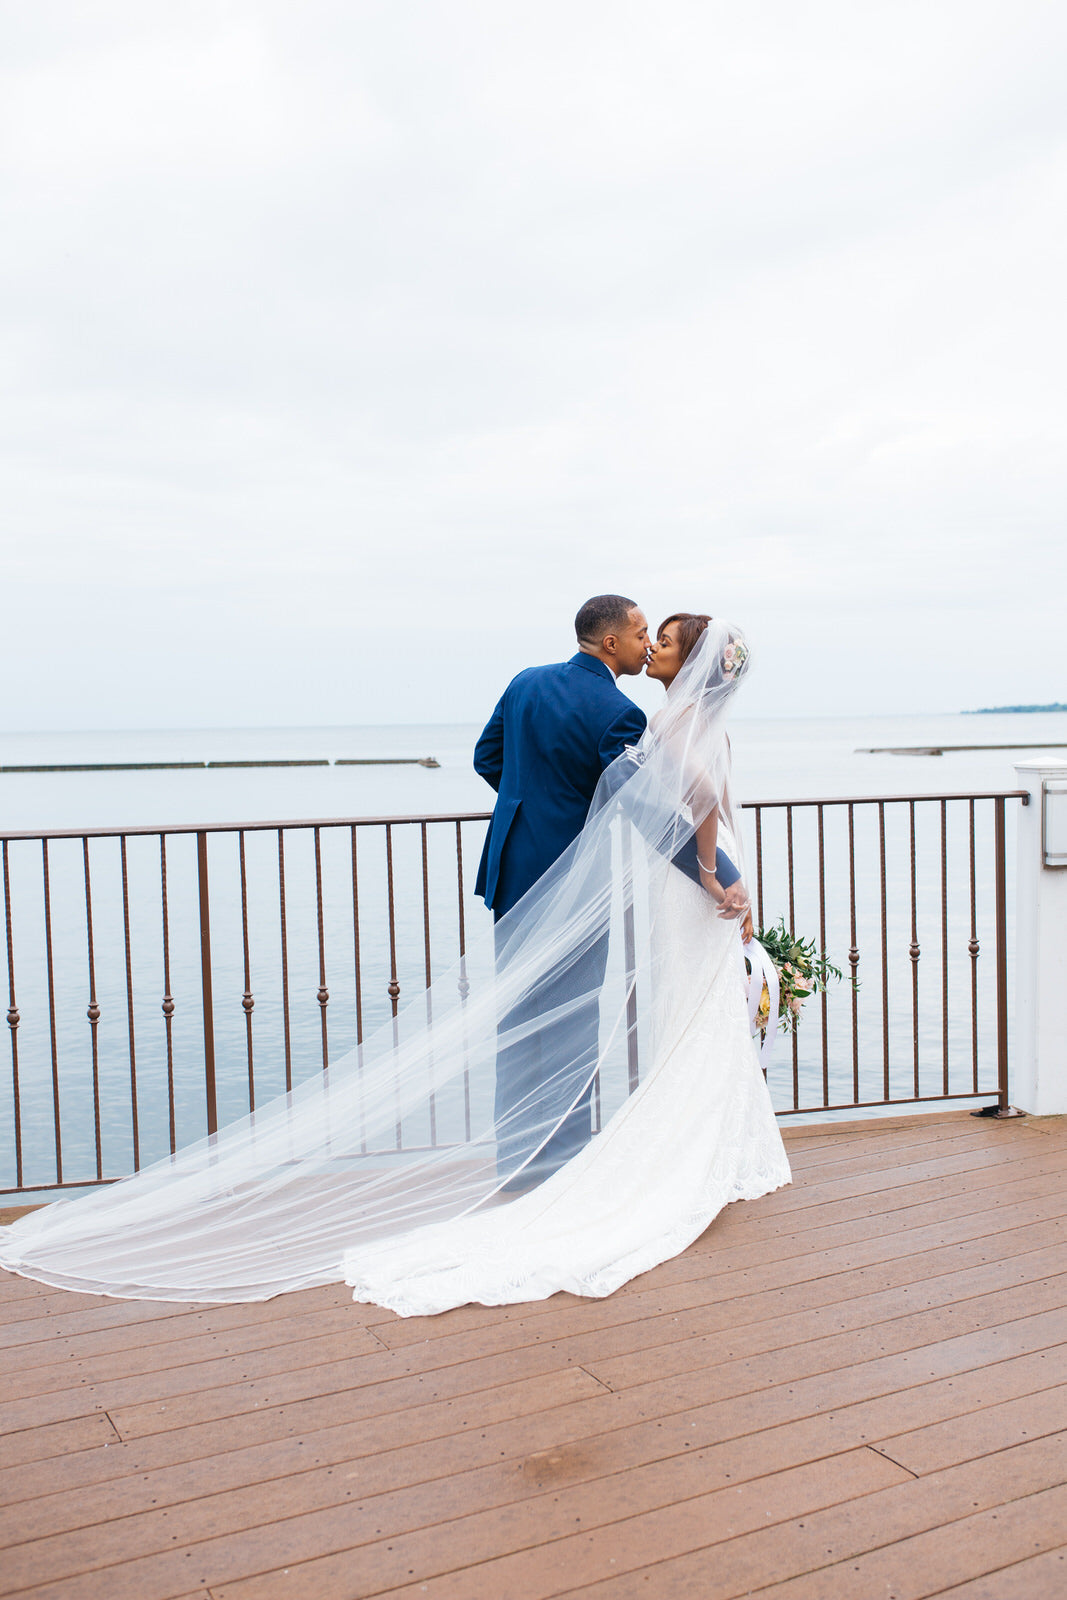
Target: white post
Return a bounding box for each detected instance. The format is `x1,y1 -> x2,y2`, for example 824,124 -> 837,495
1013,759 -> 1067,1116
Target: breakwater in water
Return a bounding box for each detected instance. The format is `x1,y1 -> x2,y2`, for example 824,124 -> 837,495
2,757 -> 440,773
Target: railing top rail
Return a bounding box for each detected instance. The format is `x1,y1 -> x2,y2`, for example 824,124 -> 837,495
0,791 -> 1032,844
0,812 -> 495,843
738,789 -> 1031,811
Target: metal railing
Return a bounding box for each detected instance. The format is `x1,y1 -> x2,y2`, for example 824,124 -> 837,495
745,792 -> 1022,1117
0,790 -> 1027,1195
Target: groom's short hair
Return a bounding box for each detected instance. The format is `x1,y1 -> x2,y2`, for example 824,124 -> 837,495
575,594 -> 638,645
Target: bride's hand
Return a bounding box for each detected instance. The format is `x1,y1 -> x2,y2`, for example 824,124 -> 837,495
717,880 -> 751,925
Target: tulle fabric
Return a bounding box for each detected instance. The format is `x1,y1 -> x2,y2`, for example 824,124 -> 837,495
0,621 -> 789,1306
344,864 -> 790,1315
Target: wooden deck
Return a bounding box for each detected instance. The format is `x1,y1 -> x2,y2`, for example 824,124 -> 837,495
0,1110 -> 1064,1600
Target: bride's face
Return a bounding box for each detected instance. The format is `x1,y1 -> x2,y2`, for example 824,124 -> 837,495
646,626 -> 683,687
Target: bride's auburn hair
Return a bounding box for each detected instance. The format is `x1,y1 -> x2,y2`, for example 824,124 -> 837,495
657,612 -> 712,666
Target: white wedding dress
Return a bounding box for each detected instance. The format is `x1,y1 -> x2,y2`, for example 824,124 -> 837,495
343,863 -> 790,1316
0,621 -> 789,1313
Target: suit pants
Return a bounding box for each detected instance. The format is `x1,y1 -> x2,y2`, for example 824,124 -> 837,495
493,924 -> 609,1186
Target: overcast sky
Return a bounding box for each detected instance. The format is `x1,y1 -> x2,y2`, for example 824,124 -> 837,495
1,0 -> 1064,730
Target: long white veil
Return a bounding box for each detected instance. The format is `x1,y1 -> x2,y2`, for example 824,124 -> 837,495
0,622 -> 750,1303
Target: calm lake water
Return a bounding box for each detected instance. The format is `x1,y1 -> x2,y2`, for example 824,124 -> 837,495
1,708 -> 1063,830
1,710 -> 1062,1197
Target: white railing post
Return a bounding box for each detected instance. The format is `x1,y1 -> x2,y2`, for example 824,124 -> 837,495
1013,759 -> 1067,1115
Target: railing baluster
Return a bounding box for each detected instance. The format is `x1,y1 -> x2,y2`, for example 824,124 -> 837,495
847,802 -> 859,1104
312,826 -> 334,1156
909,800 -> 920,1099
238,831 -> 255,1112
385,823 -> 402,1147
456,820 -> 472,1141
160,835 -> 176,1155
196,832 -> 218,1138
119,836 -> 140,1171
420,822 -> 436,1144
313,826 -> 329,1071
879,801 -> 890,1103
940,800 -> 949,1098
350,825 -> 366,1153
41,840 -> 62,1184
82,839 -> 103,1181
2,841 -> 22,1191
455,822 -> 469,1001
786,805 -> 798,1109
753,805 -> 764,933
351,827 -> 364,1047
278,830 -> 292,1094
968,799 -> 980,1094
994,796 -> 1009,1112
817,804 -> 828,1106
385,824 -> 401,1021
621,820 -> 639,1097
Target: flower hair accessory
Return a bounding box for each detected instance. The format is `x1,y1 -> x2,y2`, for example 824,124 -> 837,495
721,637 -> 749,681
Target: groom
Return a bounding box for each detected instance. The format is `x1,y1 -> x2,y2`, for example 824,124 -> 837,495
474,595 -> 748,1183
474,595 -> 649,917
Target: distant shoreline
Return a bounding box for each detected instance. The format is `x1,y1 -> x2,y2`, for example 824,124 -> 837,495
860,742 -> 1067,756
964,703 -> 1067,714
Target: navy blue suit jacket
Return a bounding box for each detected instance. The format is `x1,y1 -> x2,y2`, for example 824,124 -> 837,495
474,654 -> 646,916
473,653 -> 741,916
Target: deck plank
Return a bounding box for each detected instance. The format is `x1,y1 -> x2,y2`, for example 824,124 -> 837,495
925,1546 -> 1067,1597
4,1301 -> 1060,1553
0,1319 -> 383,1425
874,1381 -> 1067,1474
409,1441 -> 1065,1600
0,1303 -> 374,1393
0,1112 -> 1063,1600
0,1410 -> 120,1470
3,1329 -> 1063,1597
2,1198 -> 1058,1407
222,1438 -> 1067,1600
0,1281 -> 368,1348
78,1253 -> 1066,1443
723,1481 -> 1067,1600
195,1448 -> 914,1600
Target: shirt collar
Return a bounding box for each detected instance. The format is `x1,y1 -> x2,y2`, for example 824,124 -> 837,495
568,651 -> 616,682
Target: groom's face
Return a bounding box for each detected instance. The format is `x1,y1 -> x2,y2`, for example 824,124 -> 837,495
609,607 -> 651,676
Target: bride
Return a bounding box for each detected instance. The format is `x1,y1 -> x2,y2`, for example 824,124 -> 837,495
0,617 -> 789,1313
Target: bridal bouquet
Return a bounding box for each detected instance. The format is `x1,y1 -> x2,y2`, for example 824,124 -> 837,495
750,920 -> 846,1035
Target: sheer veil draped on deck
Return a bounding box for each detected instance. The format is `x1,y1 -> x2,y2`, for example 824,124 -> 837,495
0,622 -> 760,1304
